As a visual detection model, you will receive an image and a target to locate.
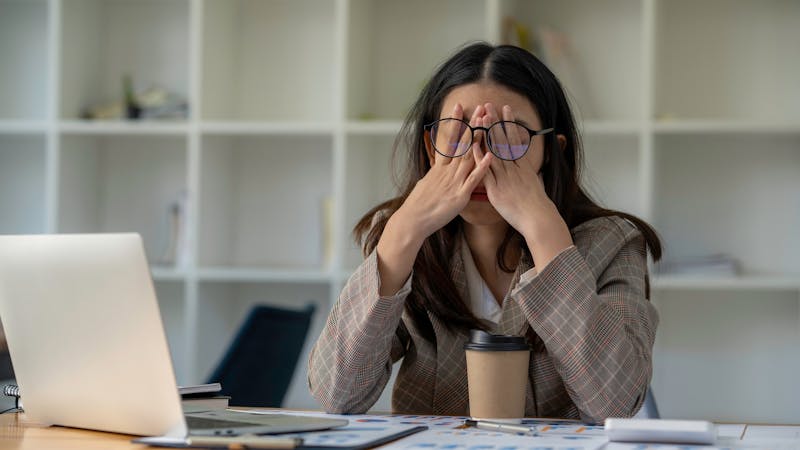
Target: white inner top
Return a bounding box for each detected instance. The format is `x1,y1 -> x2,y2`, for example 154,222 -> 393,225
460,235 -> 503,325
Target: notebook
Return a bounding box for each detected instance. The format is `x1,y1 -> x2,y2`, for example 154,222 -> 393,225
0,233 -> 346,438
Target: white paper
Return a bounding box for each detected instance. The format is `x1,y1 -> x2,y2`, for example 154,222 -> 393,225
716,424 -> 746,439
380,428 -> 608,450
744,425 -> 800,440
228,411 -> 608,450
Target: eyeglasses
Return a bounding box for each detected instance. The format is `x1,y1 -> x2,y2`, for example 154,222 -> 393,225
424,118 -> 554,161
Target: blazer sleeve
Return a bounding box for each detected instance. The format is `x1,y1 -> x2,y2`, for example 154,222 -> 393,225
307,249 -> 412,413
511,218 -> 658,424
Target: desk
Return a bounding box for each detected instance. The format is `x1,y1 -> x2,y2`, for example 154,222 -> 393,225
0,413 -> 144,449
2,411 -> 800,450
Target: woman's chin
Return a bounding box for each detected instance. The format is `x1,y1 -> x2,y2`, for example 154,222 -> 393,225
459,202 -> 505,226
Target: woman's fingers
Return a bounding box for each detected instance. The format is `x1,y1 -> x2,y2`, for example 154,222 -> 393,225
434,103 -> 463,164
463,148 -> 493,194
483,109 -> 507,176
485,103 -> 508,160
501,105 -> 525,160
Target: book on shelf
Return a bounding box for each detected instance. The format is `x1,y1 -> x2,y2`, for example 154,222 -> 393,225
501,18 -> 596,119
657,254 -> 741,278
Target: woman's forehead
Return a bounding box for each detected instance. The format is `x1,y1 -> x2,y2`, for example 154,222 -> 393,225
440,82 -> 540,124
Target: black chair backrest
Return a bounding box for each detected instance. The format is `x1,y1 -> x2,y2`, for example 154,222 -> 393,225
207,303 -> 315,407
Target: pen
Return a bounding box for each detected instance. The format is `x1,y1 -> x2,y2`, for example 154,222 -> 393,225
465,419 -> 536,436
186,435 -> 303,449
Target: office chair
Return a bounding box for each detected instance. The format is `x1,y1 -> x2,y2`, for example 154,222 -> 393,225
642,386 -> 661,418
206,303 -> 316,407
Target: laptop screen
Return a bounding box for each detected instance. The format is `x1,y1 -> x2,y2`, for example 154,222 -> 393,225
0,234 -> 187,437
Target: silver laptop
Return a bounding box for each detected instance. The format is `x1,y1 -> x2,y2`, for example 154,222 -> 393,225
0,233 -> 346,438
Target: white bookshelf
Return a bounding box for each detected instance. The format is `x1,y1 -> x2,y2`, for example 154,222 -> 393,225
0,0 -> 798,422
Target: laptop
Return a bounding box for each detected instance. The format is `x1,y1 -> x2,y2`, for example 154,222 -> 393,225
0,233 -> 346,438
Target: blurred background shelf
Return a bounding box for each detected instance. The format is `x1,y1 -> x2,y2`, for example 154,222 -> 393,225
196,267 -> 333,284
0,121 -> 50,134
59,120 -> 190,135
150,266 -> 189,282
652,120 -> 800,135
0,0 -> 797,422
652,275 -> 800,292
200,121 -> 335,136
345,120 -> 403,136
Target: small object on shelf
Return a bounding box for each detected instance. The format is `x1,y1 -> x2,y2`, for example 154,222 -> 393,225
124,74 -> 142,120
501,17 -> 533,52
158,191 -> 189,268
321,196 -> 334,269
501,19 -> 596,118
137,86 -> 189,120
78,77 -> 188,121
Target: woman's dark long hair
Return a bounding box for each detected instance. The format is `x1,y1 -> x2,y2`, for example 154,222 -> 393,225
354,42 -> 662,342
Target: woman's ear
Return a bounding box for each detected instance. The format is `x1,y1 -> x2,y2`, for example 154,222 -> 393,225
424,131 -> 436,165
543,134 -> 567,167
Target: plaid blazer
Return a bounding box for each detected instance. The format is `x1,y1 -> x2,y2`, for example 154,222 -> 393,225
308,216 -> 658,423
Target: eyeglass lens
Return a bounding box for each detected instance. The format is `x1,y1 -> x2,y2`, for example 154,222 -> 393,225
430,119 -> 531,160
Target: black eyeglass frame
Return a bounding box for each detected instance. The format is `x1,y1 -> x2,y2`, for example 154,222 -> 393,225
423,117 -> 555,161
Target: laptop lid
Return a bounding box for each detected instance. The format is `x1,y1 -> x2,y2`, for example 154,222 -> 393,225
0,233 -> 347,438
0,233 -> 188,437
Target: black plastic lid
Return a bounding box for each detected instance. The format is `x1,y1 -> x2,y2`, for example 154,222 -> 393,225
464,329 -> 530,351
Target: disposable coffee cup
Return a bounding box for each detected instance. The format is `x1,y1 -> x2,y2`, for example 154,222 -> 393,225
464,329 -> 530,422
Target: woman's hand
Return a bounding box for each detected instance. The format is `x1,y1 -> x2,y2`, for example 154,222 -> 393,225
476,103 -> 573,269
375,103 -> 493,296
394,103 -> 493,240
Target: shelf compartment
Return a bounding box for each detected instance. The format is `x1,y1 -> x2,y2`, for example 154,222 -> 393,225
0,134 -> 47,234
201,0 -> 336,121
346,0 -> 486,121
58,135 -> 188,264
199,135 -> 333,270
342,135 -> 397,271
499,0 -> 644,122
580,134 -> 644,219
60,0 -> 190,120
154,280 -> 188,385
651,290 -> 800,423
0,0 -> 49,120
195,281 -> 329,406
654,0 -> 800,121
653,134 -> 800,277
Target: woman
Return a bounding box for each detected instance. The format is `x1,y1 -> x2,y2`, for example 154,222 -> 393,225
308,42 -> 661,423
